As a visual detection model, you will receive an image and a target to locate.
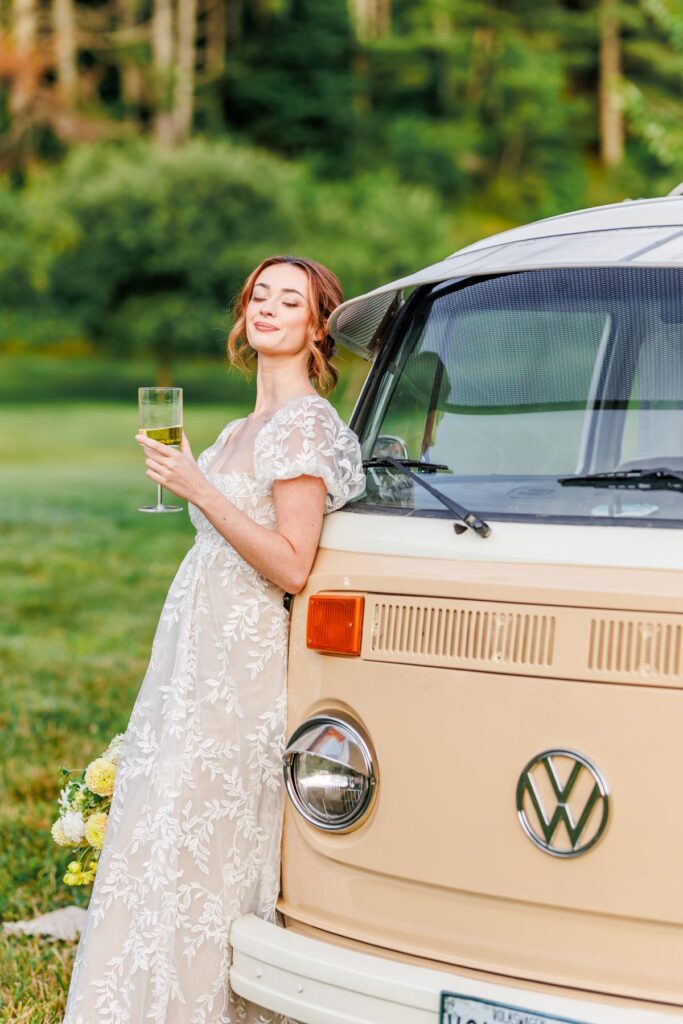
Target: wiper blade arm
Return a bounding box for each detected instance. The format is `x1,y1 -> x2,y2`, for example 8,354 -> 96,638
363,456 -> 492,538
559,467 -> 683,491
363,458 -> 449,473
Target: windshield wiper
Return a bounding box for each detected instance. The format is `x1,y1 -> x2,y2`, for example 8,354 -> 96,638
363,458 -> 449,473
559,467 -> 683,492
363,456 -> 492,538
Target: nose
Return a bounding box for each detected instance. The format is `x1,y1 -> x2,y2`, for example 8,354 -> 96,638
259,295 -> 276,315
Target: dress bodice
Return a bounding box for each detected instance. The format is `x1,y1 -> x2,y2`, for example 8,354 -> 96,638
188,394 -> 366,550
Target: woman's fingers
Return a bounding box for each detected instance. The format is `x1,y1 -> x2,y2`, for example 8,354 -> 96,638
135,433 -> 173,455
181,432 -> 194,458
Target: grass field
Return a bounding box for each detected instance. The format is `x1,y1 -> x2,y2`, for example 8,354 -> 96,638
0,395 -> 358,1021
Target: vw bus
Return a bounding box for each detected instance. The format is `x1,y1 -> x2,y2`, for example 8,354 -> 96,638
230,195 -> 683,1023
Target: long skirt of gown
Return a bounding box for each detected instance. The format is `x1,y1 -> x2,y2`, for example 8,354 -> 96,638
62,473 -> 295,1024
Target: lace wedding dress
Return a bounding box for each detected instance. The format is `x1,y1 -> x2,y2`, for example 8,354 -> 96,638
62,394 -> 366,1024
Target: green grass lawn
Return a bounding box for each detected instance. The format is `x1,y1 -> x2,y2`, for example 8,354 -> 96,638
2,397 -> 357,1021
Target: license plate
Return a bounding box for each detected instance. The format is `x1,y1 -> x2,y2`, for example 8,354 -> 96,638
440,992 -> 588,1024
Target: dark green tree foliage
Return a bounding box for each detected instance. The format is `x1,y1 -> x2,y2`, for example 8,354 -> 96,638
620,0 -> 683,183
361,0 -> 587,215
223,0 -> 361,174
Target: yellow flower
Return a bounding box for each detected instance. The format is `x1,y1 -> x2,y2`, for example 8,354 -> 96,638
84,811 -> 108,849
64,869 -> 87,886
84,758 -> 116,798
51,819 -> 71,847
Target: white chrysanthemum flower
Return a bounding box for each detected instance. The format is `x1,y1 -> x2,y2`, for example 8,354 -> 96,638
51,819 -> 71,846
60,810 -> 86,844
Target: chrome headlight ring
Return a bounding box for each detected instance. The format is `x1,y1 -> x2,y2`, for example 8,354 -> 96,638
283,714 -> 377,832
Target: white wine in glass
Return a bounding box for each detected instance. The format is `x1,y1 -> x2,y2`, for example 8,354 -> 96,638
138,387 -> 184,513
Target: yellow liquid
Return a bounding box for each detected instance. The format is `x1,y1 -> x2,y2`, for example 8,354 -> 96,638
144,425 -> 182,447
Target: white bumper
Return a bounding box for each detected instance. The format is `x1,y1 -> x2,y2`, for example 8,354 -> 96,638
229,915 -> 681,1024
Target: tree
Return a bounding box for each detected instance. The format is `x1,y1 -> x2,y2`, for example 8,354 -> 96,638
174,0 -> 197,144
152,0 -> 175,143
599,0 -> 624,166
9,0 -> 36,115
8,138 -> 454,372
621,0 -> 683,176
224,0 -> 360,173
53,0 -> 78,106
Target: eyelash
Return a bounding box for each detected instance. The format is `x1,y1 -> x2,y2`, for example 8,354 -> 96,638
252,296 -> 298,308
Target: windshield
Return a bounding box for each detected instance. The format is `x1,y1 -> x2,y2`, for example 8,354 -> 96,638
353,267 -> 683,527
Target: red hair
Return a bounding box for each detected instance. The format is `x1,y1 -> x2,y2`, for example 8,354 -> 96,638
226,255 -> 343,396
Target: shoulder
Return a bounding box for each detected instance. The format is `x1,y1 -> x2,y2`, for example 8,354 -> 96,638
266,393 -> 354,441
253,394 -> 366,511
273,393 -> 340,424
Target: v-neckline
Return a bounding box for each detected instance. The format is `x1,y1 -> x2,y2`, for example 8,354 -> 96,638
205,418 -> 251,477
205,392 -> 323,477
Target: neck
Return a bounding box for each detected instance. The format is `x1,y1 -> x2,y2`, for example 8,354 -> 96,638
252,356 -> 316,417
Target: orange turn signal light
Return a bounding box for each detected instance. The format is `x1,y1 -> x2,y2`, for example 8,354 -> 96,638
306,594 -> 365,656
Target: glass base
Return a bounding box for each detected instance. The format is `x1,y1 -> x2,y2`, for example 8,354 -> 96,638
138,504 -> 184,513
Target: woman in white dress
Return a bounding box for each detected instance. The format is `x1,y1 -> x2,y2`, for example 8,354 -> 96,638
62,255 -> 366,1024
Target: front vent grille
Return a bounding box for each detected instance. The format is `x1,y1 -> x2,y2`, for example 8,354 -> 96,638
588,617 -> 683,678
361,596 -> 683,686
370,599 -> 555,671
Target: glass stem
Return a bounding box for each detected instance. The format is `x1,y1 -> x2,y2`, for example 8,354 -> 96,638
157,483 -> 164,509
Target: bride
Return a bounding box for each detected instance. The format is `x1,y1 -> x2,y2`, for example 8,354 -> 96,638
62,254 -> 366,1024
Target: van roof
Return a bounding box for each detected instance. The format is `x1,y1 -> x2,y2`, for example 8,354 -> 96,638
329,195 -> 683,358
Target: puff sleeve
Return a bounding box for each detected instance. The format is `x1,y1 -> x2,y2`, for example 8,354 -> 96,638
253,396 -> 366,513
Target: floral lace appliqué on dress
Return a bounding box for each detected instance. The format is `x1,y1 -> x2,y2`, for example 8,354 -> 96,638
62,395 -> 366,1024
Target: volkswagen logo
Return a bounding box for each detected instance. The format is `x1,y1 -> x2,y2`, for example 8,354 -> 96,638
516,749 -> 610,858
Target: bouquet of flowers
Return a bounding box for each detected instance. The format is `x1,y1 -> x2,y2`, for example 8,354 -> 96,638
52,732 -> 126,887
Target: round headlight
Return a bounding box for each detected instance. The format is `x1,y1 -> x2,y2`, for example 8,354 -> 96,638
283,715 -> 377,832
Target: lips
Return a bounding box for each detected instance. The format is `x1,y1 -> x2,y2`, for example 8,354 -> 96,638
254,321 -> 279,332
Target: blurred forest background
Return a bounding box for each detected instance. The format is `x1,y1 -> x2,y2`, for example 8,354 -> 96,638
0,0 -> 682,399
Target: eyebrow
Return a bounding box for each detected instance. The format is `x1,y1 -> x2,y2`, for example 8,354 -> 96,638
252,283 -> 305,299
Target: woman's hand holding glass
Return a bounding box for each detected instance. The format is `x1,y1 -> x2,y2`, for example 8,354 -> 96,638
135,429 -> 210,507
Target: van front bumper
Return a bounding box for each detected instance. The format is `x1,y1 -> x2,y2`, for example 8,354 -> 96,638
229,915 -> 680,1024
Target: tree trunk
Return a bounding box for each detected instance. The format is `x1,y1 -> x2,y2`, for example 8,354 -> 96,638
599,0 -> 624,167
152,0 -> 175,145
225,0 -> 241,49
353,0 -> 372,40
53,0 -> 77,105
116,0 -> 145,107
10,0 -> 37,116
376,0 -> 390,37
203,0 -> 226,79
174,0 -> 196,143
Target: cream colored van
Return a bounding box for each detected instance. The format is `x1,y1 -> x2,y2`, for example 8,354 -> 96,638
231,196 -> 683,1024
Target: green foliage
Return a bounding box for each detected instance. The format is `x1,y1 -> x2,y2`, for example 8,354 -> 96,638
621,0 -> 683,178
0,352 -> 368,406
0,138 -> 453,364
225,0 -> 361,174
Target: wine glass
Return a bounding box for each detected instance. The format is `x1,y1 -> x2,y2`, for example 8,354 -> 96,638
138,387 -> 184,513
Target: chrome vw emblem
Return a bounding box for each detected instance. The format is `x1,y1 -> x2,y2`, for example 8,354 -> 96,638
516,749 -> 610,858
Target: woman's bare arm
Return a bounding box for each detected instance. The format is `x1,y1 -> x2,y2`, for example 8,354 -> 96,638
136,432 -> 326,593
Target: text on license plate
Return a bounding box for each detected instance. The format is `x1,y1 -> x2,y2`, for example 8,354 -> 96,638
440,992 -> 588,1024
